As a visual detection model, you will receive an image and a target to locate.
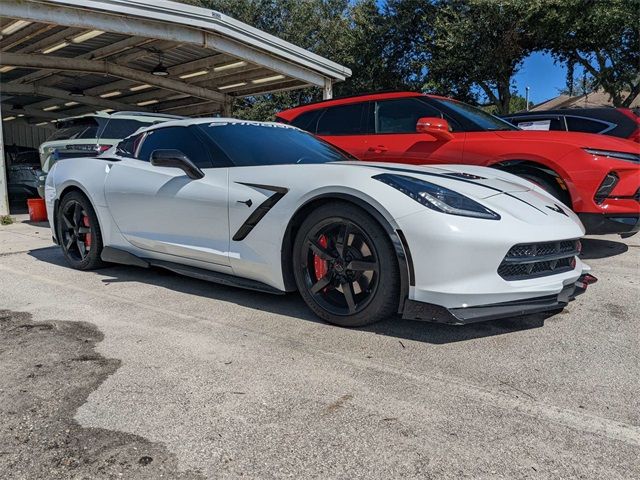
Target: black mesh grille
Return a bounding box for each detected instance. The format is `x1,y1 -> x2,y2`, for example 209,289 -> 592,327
498,240 -> 579,280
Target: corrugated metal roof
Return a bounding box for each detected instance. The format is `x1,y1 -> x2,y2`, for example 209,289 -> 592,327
0,0 -> 349,125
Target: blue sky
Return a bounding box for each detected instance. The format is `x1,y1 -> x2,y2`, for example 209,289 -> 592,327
512,52 -> 571,105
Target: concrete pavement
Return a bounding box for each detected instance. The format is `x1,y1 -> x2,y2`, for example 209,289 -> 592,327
0,217 -> 638,479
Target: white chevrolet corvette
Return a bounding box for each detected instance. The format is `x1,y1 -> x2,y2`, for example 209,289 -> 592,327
45,119 -> 596,327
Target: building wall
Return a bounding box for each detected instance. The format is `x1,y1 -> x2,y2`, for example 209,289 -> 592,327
2,121 -> 53,150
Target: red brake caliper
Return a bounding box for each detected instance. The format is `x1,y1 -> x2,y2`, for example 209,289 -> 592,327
314,235 -> 329,281
83,215 -> 91,249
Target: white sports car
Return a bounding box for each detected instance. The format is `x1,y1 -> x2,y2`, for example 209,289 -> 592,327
45,119 -> 596,327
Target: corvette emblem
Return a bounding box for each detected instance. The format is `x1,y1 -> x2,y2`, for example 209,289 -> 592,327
546,203 -> 567,216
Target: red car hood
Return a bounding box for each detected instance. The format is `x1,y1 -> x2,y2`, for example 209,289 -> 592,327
495,130 -> 640,152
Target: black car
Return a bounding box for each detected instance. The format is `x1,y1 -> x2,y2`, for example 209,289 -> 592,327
502,107 -> 639,143
4,146 -> 41,198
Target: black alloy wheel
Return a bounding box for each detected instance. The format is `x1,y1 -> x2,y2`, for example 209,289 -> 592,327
293,202 -> 399,327
57,191 -> 104,270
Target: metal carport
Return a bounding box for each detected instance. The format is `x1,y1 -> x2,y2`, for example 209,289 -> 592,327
0,0 -> 352,215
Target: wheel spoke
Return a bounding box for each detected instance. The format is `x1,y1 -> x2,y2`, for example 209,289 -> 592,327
73,202 -> 83,227
309,241 -> 335,261
76,239 -> 86,259
78,226 -> 91,234
335,222 -> 351,257
310,275 -> 332,294
342,281 -> 356,314
64,235 -> 75,251
347,259 -> 378,272
62,214 -> 73,230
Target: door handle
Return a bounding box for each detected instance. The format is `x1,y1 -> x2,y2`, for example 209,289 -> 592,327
368,145 -> 388,153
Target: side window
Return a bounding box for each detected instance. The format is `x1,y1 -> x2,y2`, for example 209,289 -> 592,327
115,133 -> 144,158
565,116 -> 609,134
290,109 -> 324,133
375,98 -> 442,134
101,119 -> 148,140
512,116 -> 565,131
136,127 -> 213,168
316,103 -> 365,135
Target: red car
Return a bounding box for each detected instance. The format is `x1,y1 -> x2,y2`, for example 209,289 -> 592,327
277,92 -> 640,236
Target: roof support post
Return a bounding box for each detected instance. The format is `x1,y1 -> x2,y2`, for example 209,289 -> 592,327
323,78 -> 333,100
221,96 -> 233,117
0,103 -> 9,216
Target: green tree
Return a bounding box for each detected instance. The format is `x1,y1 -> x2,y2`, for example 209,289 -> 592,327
543,0 -> 640,107
482,93 -> 532,114
186,0 -> 407,119
421,0 -> 547,114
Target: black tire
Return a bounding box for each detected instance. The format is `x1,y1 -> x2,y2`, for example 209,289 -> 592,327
292,202 -> 399,327
57,191 -> 105,270
516,171 -> 570,205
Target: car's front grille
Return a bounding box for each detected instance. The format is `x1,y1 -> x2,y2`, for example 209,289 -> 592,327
498,239 -> 580,280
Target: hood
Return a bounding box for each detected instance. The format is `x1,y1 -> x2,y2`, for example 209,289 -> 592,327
495,130 -> 640,152
339,162 -> 583,229
342,162 -> 533,199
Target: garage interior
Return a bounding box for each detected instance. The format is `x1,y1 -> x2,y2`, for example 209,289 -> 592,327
0,0 -> 352,215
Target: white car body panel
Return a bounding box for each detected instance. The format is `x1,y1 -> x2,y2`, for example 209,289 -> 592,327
45,118 -> 591,323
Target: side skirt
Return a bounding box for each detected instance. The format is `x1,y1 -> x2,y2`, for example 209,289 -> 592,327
101,246 -> 285,295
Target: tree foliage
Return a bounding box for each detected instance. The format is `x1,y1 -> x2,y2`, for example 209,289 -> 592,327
542,0 -> 640,107
180,0 -> 640,118
419,0 -> 551,114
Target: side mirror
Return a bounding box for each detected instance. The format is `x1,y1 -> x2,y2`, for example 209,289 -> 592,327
416,117 -> 454,141
150,149 -> 204,180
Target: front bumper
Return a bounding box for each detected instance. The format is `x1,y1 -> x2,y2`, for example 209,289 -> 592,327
578,213 -> 639,236
403,274 -> 597,325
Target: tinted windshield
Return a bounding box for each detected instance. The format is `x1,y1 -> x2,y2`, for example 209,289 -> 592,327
197,122 -> 352,166
430,98 -> 517,131
47,118 -> 102,141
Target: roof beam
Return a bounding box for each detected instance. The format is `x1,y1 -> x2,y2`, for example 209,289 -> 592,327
125,66 -> 270,104
83,53 -> 233,97
0,23 -> 55,51
236,80 -> 309,97
113,39 -> 180,66
14,27 -> 83,54
166,102 -> 221,117
9,36 -> 150,86
0,83 -> 149,112
2,53 -> 227,103
1,105 -> 67,121
0,0 -> 330,87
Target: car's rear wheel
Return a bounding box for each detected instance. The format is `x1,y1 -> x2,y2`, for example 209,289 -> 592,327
292,202 -> 399,327
57,191 -> 104,270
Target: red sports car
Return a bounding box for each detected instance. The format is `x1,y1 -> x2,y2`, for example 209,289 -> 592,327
277,92 -> 640,236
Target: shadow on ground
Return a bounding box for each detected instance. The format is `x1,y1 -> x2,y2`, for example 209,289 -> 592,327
580,238 -> 628,259
29,246 -> 552,345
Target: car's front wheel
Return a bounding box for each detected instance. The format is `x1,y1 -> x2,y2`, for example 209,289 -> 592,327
292,202 -> 399,327
57,191 -> 105,270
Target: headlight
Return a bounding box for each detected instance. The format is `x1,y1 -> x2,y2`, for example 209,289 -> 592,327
584,148 -> 640,164
374,173 -> 500,220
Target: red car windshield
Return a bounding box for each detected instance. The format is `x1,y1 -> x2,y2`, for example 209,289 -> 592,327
429,97 -> 518,131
